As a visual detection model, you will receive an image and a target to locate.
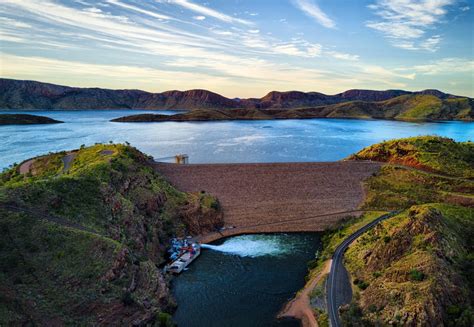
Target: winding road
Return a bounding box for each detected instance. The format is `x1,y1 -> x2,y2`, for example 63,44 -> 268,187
326,211 -> 399,327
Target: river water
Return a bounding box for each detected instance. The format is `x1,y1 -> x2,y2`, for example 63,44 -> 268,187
172,234 -> 322,327
1,110 -> 473,168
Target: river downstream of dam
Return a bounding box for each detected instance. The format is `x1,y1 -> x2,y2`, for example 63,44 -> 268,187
171,233 -> 322,327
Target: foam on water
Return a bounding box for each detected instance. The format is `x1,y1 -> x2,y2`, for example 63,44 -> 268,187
201,234 -> 291,257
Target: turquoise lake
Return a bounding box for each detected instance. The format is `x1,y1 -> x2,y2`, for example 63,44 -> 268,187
0,110 -> 472,168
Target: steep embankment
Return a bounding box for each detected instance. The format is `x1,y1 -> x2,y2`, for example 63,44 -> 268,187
1,78 -> 472,121
307,136 -> 473,326
0,144 -> 223,325
0,114 -> 63,125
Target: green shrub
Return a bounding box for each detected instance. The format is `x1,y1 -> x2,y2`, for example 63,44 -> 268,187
353,278 -> 370,290
409,269 -> 426,281
156,312 -> 174,327
372,271 -> 382,278
368,304 -> 378,313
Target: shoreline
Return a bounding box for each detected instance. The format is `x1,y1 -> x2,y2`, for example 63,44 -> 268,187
277,260 -> 332,327
111,111 -> 473,123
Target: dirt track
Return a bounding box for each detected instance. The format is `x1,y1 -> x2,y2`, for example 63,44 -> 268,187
153,161 -> 381,239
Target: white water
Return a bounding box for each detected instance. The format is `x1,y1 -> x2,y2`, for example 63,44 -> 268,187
201,234 -> 293,257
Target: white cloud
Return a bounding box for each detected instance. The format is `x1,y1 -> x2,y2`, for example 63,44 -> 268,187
0,31 -> 26,43
408,58 -> 474,75
167,0 -> 252,25
193,15 -> 206,20
362,64 -> 416,80
326,51 -> 359,61
0,17 -> 32,28
367,0 -> 454,51
211,29 -> 233,36
273,42 -> 322,57
83,7 -> 102,14
106,0 -> 173,20
460,6 -> 470,11
419,35 -> 442,52
291,0 -> 335,28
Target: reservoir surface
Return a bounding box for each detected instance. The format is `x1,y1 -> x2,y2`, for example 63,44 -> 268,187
172,234 -> 322,327
1,110 -> 473,168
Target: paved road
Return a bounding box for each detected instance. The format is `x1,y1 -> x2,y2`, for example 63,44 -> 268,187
326,211 -> 399,327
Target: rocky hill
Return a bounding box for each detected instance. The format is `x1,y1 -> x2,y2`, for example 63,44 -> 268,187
0,144 -> 223,325
349,136 -> 474,177
112,94 -> 474,122
310,136 -> 474,326
341,204 -> 473,326
1,78 -> 471,117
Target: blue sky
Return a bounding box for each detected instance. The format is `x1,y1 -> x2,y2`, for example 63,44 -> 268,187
0,0 -> 473,97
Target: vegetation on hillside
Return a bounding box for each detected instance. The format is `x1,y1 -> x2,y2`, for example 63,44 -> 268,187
349,136 -> 474,178
0,144 -> 223,325
112,94 -> 473,123
342,204 -> 473,326
311,136 -> 474,326
324,94 -> 473,121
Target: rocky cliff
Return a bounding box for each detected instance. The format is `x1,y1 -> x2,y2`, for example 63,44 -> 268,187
340,137 -> 474,326
309,137 -> 473,326
0,144 -> 223,325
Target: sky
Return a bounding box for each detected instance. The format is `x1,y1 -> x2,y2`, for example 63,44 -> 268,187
0,0 -> 473,97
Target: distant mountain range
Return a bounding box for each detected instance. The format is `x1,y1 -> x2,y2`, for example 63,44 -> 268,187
1,78 -> 471,113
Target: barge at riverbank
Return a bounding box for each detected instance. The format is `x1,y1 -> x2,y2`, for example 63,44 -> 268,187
165,238 -> 201,274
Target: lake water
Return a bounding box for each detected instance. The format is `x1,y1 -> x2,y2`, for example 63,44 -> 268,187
172,233 -> 322,327
1,110 -> 473,168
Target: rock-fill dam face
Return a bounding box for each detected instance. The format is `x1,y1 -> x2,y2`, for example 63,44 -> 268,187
153,161 -> 381,240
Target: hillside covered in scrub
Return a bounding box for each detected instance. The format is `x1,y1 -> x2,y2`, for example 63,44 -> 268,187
113,94 -> 473,123
349,136 -> 474,178
310,136 -> 473,326
2,78 -> 472,121
0,144 -> 223,325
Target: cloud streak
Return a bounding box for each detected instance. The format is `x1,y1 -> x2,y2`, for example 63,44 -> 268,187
167,0 -> 252,25
291,0 -> 335,28
366,0 -> 454,51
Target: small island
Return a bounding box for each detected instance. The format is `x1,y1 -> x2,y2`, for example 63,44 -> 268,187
0,114 -> 63,125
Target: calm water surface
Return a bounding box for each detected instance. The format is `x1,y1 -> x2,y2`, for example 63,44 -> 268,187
172,234 -> 321,327
0,110 -> 473,168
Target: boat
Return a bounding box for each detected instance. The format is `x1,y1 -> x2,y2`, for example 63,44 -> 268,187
165,240 -> 201,274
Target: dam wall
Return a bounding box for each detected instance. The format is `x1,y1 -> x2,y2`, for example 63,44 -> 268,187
153,161 -> 381,241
